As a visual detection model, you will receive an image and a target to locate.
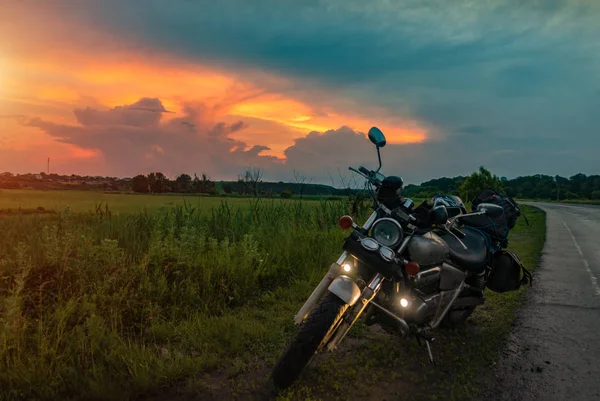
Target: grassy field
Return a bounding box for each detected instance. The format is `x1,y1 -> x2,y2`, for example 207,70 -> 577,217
0,190 -> 545,401
0,189 -> 309,214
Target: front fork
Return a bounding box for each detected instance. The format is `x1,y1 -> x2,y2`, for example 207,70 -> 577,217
325,273 -> 385,351
293,211 -> 380,325
293,251 -> 350,325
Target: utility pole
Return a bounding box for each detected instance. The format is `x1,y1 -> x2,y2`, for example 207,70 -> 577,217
555,175 -> 560,201
47,157 -> 50,175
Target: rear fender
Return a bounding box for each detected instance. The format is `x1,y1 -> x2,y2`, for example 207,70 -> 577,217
328,275 -> 361,306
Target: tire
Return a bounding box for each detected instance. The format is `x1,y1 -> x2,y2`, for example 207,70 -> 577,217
271,293 -> 347,389
441,306 -> 476,329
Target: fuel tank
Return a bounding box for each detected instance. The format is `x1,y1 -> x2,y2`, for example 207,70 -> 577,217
407,232 -> 449,267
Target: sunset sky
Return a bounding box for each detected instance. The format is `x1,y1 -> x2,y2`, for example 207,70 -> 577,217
1,0 -> 599,184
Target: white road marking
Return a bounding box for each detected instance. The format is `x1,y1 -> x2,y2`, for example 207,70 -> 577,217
562,220 -> 600,296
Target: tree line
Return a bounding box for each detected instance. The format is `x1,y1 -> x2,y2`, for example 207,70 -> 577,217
403,167 -> 600,201
131,172 -> 217,194
2,168 -> 599,201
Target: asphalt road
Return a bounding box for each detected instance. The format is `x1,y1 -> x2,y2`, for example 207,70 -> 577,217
488,202 -> 600,401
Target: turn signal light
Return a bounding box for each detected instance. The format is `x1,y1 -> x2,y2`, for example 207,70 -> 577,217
405,261 -> 420,276
339,215 -> 354,230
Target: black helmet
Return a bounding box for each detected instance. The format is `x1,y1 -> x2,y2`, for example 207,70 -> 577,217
430,194 -> 467,218
377,175 -> 403,208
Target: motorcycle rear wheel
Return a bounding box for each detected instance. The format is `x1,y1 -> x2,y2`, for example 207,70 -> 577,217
272,293 -> 347,389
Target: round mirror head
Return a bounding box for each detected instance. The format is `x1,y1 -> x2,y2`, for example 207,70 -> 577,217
368,127 -> 386,148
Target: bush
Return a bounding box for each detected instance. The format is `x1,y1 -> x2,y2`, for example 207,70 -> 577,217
0,181 -> 21,189
565,191 -> 580,200
459,166 -> 503,202
280,190 -> 293,199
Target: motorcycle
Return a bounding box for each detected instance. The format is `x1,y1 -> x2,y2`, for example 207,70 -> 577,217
271,126 -> 509,389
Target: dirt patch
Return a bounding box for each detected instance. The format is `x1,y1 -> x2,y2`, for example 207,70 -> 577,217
137,322 -> 491,401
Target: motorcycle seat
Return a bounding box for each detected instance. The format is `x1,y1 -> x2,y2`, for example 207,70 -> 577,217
438,227 -> 488,272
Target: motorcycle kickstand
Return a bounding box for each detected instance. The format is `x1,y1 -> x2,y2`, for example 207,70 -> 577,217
414,330 -> 436,366
425,340 -> 436,366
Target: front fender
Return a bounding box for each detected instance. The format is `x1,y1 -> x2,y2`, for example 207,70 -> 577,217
327,275 -> 361,306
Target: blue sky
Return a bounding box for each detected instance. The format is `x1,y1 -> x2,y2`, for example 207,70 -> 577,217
1,0 -> 599,183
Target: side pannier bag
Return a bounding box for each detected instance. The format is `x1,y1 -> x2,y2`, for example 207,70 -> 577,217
486,250 -> 533,293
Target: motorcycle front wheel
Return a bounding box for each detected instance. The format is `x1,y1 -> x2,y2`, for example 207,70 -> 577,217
271,293 -> 348,389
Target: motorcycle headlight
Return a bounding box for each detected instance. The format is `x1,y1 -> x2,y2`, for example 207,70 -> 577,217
371,218 -> 403,248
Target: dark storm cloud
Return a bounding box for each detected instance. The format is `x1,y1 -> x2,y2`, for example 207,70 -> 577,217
22,0 -> 600,181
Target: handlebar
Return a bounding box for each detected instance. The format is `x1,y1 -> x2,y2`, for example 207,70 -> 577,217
348,166 -> 383,187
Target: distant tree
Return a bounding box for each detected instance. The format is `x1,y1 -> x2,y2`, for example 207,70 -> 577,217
280,189 -> 293,199
238,168 -> 263,197
553,175 -> 567,201
148,172 -> 168,193
175,174 -> 192,193
293,170 -> 313,200
132,175 -> 150,193
459,166 -> 503,202
591,190 -> 600,200
223,182 -> 233,194
192,173 -> 217,194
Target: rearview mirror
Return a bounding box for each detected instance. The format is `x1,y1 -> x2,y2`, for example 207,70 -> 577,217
368,127 -> 386,148
430,205 -> 448,225
477,203 -> 504,218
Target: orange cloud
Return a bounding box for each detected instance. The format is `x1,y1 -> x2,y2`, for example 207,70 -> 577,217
0,3 -> 428,174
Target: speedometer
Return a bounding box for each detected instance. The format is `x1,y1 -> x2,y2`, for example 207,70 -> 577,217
371,218 -> 403,248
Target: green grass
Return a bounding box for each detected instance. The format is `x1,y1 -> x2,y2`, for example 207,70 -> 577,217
0,196 -> 363,400
0,190 -> 545,401
0,189 -> 331,214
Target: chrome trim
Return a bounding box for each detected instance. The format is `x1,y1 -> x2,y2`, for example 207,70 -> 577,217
368,273 -> 385,291
415,266 -> 441,281
362,211 -> 379,231
430,281 -> 465,329
326,273 -> 384,351
361,238 -> 380,251
379,246 -> 395,262
370,301 -> 409,336
335,251 -> 350,265
397,234 -> 413,254
328,275 -> 361,306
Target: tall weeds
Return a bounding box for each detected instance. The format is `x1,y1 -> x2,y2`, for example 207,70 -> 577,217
0,199 -> 358,400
